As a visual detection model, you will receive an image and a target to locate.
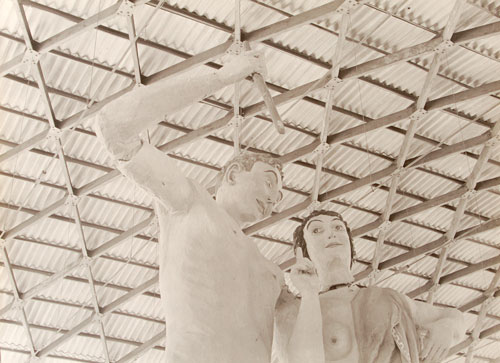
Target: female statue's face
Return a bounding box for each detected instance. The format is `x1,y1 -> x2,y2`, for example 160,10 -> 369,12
303,214 -> 351,271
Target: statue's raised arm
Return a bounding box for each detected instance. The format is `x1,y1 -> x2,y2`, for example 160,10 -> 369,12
95,52 -> 265,212
94,52 -> 286,363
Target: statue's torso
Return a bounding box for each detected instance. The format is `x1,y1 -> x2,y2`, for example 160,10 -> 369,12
157,183 -> 283,363
274,286 -> 360,363
319,287 -> 360,362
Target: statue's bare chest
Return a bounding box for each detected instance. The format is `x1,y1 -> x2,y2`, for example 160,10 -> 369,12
319,288 -> 359,362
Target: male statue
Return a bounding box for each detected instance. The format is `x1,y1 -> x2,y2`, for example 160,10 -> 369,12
274,210 -> 466,363
95,52 -> 285,363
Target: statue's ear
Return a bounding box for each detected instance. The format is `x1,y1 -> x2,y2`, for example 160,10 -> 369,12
224,162 -> 243,185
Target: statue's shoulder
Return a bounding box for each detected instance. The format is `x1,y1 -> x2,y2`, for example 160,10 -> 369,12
356,285 -> 405,299
275,287 -> 299,317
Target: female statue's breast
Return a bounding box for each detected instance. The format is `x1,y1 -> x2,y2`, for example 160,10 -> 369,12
323,320 -> 353,360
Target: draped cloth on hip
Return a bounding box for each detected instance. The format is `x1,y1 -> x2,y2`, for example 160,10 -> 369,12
351,287 -> 420,363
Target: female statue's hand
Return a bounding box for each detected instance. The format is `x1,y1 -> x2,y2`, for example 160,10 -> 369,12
289,247 -> 320,297
420,320 -> 455,362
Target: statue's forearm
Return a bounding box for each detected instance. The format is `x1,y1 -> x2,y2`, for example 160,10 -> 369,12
287,294 -> 325,363
95,53 -> 261,150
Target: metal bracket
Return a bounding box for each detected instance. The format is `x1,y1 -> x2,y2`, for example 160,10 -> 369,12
81,255 -> 92,268
313,142 -> 330,156
409,108 -> 428,122
93,311 -> 104,322
29,355 -> 42,362
12,298 -> 25,310
117,0 -> 135,17
461,189 -> 477,200
227,114 -> 244,128
226,40 -> 245,56
336,0 -> 363,14
368,269 -> 381,282
65,194 -> 80,207
483,295 -> 496,308
46,126 -> 62,142
307,200 -> 322,213
434,40 -> 455,54
324,77 -> 343,90
445,238 -> 458,248
485,132 -> 500,148
428,282 -> 440,294
148,215 -> 159,232
22,49 -> 40,65
378,220 -> 392,232
391,166 -> 404,179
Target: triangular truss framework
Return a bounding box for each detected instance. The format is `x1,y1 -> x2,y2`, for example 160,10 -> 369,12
0,0 -> 500,361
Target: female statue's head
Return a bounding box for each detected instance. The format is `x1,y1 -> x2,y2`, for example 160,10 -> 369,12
293,210 -> 355,269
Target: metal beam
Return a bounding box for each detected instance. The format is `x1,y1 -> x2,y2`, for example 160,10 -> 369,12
406,254 -> 500,298
0,317 -> 165,350
2,4 -> 494,134
116,329 -> 166,363
18,0 -> 500,119
465,266 -> 500,362
7,77 -> 496,247
0,0 -> 150,76
2,3 -> 498,156
0,102 -> 496,224
460,289 -> 500,313
310,10 -> 349,206
143,0 -> 346,84
1,132 -> 497,256
449,322 -> 500,358
3,156 -> 498,258
369,0 -> 465,282
35,315 -> 95,358
1,181 -> 497,308
11,1 -> 112,358
244,128 -> 495,235
0,244 -> 36,355
371,217 -> 500,280
1,16 -> 498,167
351,175 -> 500,238
35,275 -> 159,357
424,120 -> 500,303
125,15 -> 142,85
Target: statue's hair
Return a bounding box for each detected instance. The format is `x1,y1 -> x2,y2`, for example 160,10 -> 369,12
292,210 -> 356,268
214,151 -> 283,192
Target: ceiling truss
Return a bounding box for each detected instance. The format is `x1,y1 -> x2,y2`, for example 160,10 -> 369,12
1,0 -> 500,361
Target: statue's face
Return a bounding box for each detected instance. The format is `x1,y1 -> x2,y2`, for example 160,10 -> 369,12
221,161 -> 283,223
303,214 -> 351,271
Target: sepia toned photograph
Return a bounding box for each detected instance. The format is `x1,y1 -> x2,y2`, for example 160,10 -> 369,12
0,0 -> 499,362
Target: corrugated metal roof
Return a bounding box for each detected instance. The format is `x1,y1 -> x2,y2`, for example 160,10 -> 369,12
1,0 -> 500,361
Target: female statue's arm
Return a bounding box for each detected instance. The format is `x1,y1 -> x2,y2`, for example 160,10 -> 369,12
408,297 -> 466,362
285,248 -> 325,363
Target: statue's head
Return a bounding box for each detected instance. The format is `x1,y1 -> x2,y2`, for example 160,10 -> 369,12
293,210 -> 355,270
215,152 -> 283,224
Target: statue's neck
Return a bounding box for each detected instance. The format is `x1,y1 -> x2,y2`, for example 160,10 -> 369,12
318,265 -> 354,292
217,199 -> 244,228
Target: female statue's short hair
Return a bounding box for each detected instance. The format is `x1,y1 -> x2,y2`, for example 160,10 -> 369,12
292,210 -> 356,267
214,151 -> 283,192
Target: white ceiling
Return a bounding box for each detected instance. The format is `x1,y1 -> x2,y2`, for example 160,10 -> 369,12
1,0 -> 500,362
